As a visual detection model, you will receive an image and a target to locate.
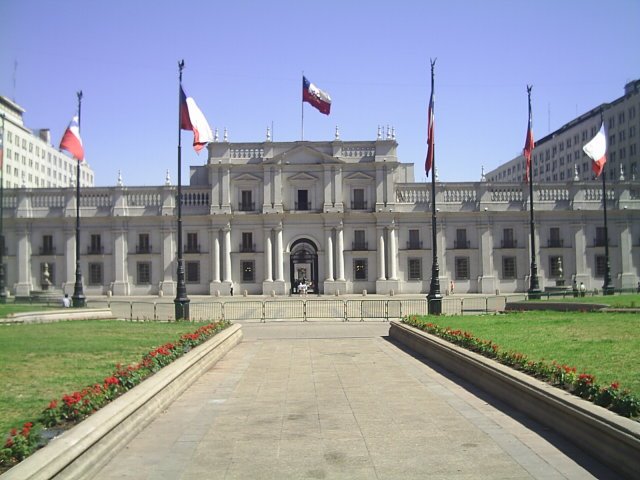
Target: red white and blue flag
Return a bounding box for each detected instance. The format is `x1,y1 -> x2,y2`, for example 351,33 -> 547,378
180,86 -> 214,153
523,102 -> 534,182
583,123 -> 607,177
425,87 -> 434,177
303,76 -> 331,115
59,115 -> 84,161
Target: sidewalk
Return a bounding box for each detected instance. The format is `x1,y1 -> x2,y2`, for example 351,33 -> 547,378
93,322 -> 617,479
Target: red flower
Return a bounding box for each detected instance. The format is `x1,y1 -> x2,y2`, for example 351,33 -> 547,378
611,382 -> 620,390
5,438 -> 14,448
48,399 -> 58,409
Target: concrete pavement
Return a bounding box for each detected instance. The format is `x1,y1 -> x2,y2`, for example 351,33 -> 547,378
93,322 -> 618,479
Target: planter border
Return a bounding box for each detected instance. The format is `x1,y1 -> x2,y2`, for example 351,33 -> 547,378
0,309 -> 115,324
389,320 -> 640,479
1,323 -> 243,480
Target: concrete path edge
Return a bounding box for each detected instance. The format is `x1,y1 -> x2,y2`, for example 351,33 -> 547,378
0,309 -> 116,324
389,320 -> 640,479
1,323 -> 243,480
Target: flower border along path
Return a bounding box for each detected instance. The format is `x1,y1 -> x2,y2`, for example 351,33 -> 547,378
1,321 -> 243,480
389,320 -> 640,480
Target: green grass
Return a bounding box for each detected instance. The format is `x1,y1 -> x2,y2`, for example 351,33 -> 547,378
0,320 -> 210,434
421,311 -> 640,395
529,293 -> 640,308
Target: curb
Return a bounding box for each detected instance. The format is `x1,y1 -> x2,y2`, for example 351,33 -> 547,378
1,323 -> 243,480
389,320 -> 640,479
0,309 -> 115,324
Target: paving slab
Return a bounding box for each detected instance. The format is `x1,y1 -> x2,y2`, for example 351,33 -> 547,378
94,322 -> 620,479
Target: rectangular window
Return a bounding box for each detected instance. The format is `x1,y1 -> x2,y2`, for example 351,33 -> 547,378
186,232 -> 199,253
548,227 -> 562,247
353,230 -> 367,250
407,229 -> 421,249
240,190 -> 253,211
136,262 -> 151,284
455,229 -> 468,249
185,261 -> 200,283
408,258 -> 422,281
455,257 -> 469,280
296,189 -> 310,210
88,263 -> 103,285
549,255 -> 564,278
595,255 -> 607,278
241,232 -> 254,252
89,234 -> 103,254
354,259 -> 368,280
502,228 -> 515,248
502,257 -> 517,280
595,227 -> 606,247
137,233 -> 151,254
241,260 -> 255,282
41,234 -> 54,255
352,188 -> 366,210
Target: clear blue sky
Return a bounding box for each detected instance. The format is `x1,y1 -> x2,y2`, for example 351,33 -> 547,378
1,0 -> 638,186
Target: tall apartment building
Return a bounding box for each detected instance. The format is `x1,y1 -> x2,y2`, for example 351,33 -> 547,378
1,95 -> 95,188
486,80 -> 639,183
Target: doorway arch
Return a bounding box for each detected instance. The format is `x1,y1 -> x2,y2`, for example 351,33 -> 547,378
289,239 -> 319,294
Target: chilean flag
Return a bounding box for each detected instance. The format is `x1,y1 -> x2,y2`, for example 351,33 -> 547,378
180,86 -> 214,153
303,76 -> 331,115
583,123 -> 607,177
523,106 -> 534,182
59,116 -> 84,161
425,88 -> 434,177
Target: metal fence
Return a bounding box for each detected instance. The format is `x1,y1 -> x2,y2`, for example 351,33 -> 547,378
85,296 -> 512,322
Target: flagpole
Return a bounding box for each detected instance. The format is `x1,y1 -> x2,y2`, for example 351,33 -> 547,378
0,113 -> 6,303
72,90 -> 86,308
526,85 -> 541,299
301,72 -> 305,141
600,110 -> 614,295
426,58 -> 442,314
174,60 -> 190,320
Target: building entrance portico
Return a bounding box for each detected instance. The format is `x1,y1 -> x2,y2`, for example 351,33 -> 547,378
289,239 -> 318,294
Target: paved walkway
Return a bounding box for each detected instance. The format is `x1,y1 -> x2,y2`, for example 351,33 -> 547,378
94,323 -> 618,479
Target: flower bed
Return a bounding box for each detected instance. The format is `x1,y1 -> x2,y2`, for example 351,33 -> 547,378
402,315 -> 640,419
0,320 -> 230,471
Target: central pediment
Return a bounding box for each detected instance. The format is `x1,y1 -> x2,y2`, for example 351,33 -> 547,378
264,144 -> 344,165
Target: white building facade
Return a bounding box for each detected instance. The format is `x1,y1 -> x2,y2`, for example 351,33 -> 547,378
486,80 -> 639,184
2,138 -> 639,298
1,95 -> 95,189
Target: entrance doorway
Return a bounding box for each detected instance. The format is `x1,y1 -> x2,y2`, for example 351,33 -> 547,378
289,239 -> 319,294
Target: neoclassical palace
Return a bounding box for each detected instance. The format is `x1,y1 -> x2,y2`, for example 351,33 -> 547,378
3,138 -> 639,297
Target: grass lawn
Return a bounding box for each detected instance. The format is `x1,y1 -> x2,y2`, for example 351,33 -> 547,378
0,320 -> 212,434
529,293 -> 640,308
414,311 -> 640,395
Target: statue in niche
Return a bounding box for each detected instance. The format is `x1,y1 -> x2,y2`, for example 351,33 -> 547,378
41,263 -> 52,291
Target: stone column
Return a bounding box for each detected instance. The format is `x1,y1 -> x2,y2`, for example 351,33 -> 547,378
275,225 -> 284,281
377,227 -> 386,280
212,230 -> 220,283
389,224 -> 397,280
336,225 -> 345,281
325,228 -> 334,281
223,225 -> 232,283
265,228 -> 273,282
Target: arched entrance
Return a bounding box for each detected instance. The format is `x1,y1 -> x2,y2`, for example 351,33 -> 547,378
289,239 -> 319,294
